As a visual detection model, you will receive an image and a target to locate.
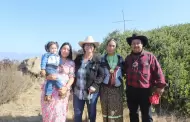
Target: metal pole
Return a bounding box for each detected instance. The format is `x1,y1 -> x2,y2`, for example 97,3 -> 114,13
112,10 -> 133,32
122,10 -> 125,31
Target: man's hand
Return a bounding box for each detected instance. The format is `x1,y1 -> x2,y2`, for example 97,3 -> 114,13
155,88 -> 164,95
40,70 -> 46,77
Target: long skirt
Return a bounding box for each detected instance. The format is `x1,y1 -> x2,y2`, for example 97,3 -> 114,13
100,84 -> 123,122
41,81 -> 70,122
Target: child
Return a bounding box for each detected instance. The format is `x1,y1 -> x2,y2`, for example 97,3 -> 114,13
40,41 -> 63,102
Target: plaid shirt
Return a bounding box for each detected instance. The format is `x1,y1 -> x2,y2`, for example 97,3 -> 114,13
124,50 -> 166,88
74,60 -> 89,100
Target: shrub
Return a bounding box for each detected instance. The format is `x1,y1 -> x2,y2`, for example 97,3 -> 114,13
0,59 -> 37,105
99,24 -> 190,117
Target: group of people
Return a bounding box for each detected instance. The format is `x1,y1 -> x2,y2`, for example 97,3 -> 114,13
40,34 -> 166,122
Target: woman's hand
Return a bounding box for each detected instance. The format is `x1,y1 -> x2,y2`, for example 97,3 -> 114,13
59,86 -> 68,97
88,86 -> 96,94
46,74 -> 57,80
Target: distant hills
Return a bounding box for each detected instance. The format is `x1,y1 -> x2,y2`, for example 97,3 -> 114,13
0,50 -> 81,61
0,52 -> 41,61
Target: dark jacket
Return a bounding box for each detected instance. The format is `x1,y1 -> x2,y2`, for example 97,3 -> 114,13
73,54 -> 104,93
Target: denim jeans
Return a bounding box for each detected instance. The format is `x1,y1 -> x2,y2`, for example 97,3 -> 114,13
73,92 -> 99,122
45,79 -> 62,95
46,65 -> 57,75
126,86 -> 153,122
45,66 -> 62,96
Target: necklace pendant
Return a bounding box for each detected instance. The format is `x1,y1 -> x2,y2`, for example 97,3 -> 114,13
110,69 -> 114,73
132,62 -> 138,68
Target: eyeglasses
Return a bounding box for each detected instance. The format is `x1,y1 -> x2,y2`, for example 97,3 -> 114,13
84,43 -> 94,47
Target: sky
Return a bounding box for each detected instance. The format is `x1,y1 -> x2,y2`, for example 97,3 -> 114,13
0,0 -> 189,54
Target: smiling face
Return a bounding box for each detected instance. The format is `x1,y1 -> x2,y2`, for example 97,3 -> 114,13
60,44 -> 70,58
49,44 -> 58,54
83,43 -> 95,53
131,39 -> 143,53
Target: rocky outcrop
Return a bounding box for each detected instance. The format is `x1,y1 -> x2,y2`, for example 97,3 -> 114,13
19,57 -> 41,77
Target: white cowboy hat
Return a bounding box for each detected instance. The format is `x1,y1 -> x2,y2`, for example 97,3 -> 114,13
78,36 -> 100,48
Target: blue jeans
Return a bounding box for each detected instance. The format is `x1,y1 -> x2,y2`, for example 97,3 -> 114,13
45,79 -> 62,95
46,65 -> 57,75
45,66 -> 62,96
73,93 -> 99,122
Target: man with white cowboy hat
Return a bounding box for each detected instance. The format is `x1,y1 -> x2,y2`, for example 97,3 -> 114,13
124,34 -> 166,122
73,36 -> 104,122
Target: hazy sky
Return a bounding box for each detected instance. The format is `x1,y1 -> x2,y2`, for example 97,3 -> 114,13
0,0 -> 189,53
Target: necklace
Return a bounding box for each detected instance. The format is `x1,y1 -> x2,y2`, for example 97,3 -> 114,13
107,54 -> 118,73
132,55 -> 141,69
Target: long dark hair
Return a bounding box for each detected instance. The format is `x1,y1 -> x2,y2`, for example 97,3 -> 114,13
58,42 -> 73,60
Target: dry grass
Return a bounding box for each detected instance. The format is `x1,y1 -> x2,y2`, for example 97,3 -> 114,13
0,59 -> 38,105
67,95 -> 190,122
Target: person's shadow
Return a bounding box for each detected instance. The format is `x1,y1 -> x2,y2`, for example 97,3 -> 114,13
0,115 -> 42,122
0,115 -> 89,122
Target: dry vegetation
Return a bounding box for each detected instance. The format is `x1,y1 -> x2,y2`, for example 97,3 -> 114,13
0,59 -> 189,122
0,59 -> 39,104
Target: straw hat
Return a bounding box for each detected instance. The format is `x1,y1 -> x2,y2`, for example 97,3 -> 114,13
78,36 -> 100,47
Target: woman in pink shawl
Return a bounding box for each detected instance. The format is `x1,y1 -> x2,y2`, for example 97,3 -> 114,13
41,42 -> 75,122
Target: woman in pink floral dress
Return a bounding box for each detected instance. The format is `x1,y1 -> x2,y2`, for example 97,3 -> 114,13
41,42 -> 75,122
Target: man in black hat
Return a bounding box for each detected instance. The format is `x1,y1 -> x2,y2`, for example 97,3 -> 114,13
124,34 -> 166,122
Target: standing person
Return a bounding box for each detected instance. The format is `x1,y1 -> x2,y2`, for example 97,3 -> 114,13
100,38 -> 124,122
125,34 -> 166,122
73,36 -> 104,122
41,42 -> 75,122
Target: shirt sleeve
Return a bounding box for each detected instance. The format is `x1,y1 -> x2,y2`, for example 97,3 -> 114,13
124,56 -> 129,77
41,53 -> 49,70
69,61 -> 75,78
120,56 -> 125,76
91,61 -> 105,89
150,55 -> 166,88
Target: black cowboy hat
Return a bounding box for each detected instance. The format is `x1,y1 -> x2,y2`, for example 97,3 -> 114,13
126,34 -> 148,47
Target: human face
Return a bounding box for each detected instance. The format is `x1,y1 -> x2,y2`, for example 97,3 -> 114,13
106,40 -> 117,55
84,43 -> 95,53
49,44 -> 58,54
131,39 -> 143,53
60,45 -> 70,58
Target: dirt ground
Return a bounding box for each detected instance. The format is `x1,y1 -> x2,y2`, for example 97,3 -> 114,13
0,81 -> 189,122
